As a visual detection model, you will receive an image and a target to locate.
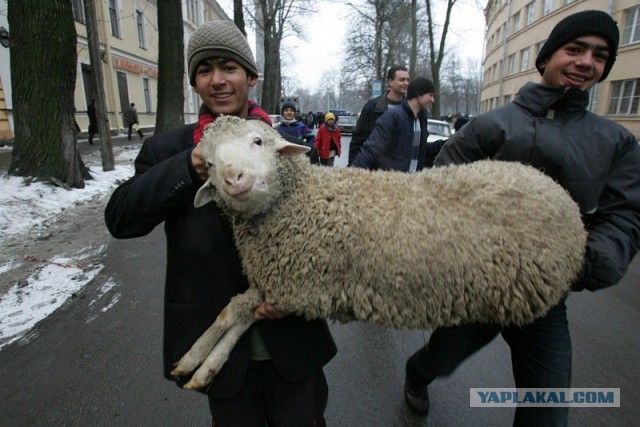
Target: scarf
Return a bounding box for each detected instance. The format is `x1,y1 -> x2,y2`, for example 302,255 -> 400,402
193,100 -> 272,144
325,123 -> 337,132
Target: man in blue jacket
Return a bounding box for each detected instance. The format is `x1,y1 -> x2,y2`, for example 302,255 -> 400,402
348,65 -> 410,165
403,10 -> 640,426
351,77 -> 445,172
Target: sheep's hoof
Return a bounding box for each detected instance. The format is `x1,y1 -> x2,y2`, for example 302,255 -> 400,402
170,366 -> 189,377
183,379 -> 206,390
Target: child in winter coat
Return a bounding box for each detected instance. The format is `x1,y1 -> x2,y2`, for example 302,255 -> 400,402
314,112 -> 342,166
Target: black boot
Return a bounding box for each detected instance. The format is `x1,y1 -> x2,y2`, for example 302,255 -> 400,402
404,375 -> 430,417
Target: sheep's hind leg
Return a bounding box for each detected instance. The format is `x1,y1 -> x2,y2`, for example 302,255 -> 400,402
170,288 -> 262,378
183,320 -> 254,390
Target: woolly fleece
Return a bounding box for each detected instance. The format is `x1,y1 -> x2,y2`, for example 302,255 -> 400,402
196,116 -> 587,329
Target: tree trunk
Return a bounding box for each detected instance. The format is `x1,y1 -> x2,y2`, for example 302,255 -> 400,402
234,0 -> 246,35
84,0 -> 114,171
155,0 -> 184,134
8,0 -> 88,188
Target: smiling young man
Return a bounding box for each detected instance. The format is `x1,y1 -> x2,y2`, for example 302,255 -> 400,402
105,20 -> 336,426
403,11 -> 640,425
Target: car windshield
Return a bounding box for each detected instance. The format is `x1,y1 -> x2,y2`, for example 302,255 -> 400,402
338,116 -> 356,124
427,122 -> 451,137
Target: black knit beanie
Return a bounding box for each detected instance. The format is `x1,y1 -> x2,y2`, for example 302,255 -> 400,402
535,10 -> 619,82
187,20 -> 259,86
407,77 -> 435,99
280,101 -> 297,114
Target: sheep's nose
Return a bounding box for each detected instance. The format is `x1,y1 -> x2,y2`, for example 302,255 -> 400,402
224,167 -> 243,187
221,165 -> 253,196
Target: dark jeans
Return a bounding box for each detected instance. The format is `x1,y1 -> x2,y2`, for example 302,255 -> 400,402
209,360 -> 328,427
127,123 -> 144,139
319,157 -> 335,167
406,301 -> 571,426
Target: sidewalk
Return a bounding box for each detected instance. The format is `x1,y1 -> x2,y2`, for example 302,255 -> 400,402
0,133 -> 142,173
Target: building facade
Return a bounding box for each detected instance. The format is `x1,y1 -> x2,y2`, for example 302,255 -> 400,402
0,0 -> 229,140
482,0 -> 640,138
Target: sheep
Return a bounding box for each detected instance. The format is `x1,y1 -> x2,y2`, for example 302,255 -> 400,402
170,115 -> 587,390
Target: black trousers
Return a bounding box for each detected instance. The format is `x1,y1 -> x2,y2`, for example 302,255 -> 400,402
127,123 -> 144,139
209,360 -> 328,427
406,301 -> 571,426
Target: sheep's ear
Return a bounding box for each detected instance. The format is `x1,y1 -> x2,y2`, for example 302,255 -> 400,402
194,182 -> 215,208
274,138 -> 310,157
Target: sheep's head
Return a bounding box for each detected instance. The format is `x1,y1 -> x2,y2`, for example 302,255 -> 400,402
194,115 -> 309,217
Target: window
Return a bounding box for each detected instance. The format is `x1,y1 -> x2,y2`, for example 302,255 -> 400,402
109,0 -> 121,38
508,53 -> 517,75
520,47 -> 530,72
143,78 -> 152,112
136,10 -> 146,48
186,0 -> 198,22
72,0 -> 85,23
543,0 -> 553,17
622,6 -> 640,45
513,11 -> 521,33
526,2 -> 536,26
608,79 -> 640,115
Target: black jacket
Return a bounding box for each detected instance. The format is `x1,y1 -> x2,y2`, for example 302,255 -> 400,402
105,124 -> 336,398
351,99 -> 445,172
348,90 -> 402,165
436,82 -> 640,291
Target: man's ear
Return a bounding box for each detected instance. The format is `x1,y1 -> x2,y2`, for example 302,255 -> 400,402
248,75 -> 258,87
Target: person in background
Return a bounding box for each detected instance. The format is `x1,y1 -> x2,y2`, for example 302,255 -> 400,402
351,77 -> 445,172
275,101 -> 316,149
450,112 -> 469,132
314,112 -> 341,167
87,99 -> 98,145
348,65 -> 410,165
105,20 -> 336,426
403,11 -> 640,425
123,102 -> 144,140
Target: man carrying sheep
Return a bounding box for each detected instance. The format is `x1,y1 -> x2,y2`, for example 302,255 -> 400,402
403,10 -> 640,425
351,77 -> 446,172
105,20 -> 336,426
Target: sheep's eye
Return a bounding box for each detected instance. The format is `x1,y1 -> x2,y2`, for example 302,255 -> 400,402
253,137 -> 263,146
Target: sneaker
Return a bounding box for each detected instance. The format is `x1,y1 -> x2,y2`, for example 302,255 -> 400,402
404,376 -> 429,417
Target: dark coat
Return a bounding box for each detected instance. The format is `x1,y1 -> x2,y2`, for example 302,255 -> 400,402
104,123 -> 336,398
348,90 -> 402,165
436,82 -> 640,291
351,99 -> 445,172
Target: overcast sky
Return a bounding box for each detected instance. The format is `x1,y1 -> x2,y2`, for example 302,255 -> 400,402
217,0 -> 487,92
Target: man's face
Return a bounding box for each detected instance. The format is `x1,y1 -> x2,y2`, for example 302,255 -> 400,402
193,58 -> 257,117
417,92 -> 435,111
388,70 -> 410,97
282,108 -> 296,120
539,35 -> 609,91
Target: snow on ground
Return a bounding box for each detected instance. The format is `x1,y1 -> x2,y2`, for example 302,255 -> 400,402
0,144 -> 139,349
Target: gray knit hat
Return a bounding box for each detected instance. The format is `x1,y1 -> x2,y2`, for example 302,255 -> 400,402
187,20 -> 259,86
535,10 -> 619,82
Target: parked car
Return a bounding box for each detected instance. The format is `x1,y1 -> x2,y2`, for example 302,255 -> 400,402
337,115 -> 357,134
329,108 -> 350,117
427,119 -> 452,142
269,114 -> 284,128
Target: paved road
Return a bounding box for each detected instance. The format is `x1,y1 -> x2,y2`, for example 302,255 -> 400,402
0,135 -> 638,426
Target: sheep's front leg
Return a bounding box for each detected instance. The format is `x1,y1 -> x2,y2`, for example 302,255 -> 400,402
183,320 -> 255,390
171,288 -> 262,379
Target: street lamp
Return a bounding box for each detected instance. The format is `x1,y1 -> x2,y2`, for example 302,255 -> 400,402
0,26 -> 9,48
